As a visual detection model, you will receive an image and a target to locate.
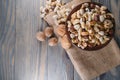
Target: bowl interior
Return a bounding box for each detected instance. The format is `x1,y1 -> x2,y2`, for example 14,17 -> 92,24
66,2 -> 115,51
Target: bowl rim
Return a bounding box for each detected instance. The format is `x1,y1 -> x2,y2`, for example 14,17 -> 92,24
65,2 -> 115,51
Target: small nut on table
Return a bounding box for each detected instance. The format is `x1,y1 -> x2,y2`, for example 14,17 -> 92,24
44,27 -> 54,37
48,37 -> 58,46
60,35 -> 72,50
56,24 -> 66,37
36,31 -> 46,41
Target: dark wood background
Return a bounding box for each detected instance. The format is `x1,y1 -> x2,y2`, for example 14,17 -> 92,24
0,0 -> 120,80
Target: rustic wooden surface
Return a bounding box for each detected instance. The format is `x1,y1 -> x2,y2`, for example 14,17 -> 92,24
0,0 -> 120,80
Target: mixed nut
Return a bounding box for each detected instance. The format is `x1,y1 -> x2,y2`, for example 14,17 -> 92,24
40,0 -> 75,25
67,2 -> 115,49
40,0 -> 65,18
38,1 -> 115,50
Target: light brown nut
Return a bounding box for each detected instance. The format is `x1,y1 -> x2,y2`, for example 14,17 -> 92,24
88,13 -> 92,21
104,36 -> 110,41
70,33 -> 75,38
53,14 -> 58,20
72,19 -> 80,25
71,12 -> 77,19
94,25 -> 99,32
82,42 -> 87,48
95,34 -> 100,39
56,0 -> 61,3
95,39 -> 101,45
48,37 -> 58,46
99,15 -> 105,22
81,31 -> 89,36
101,11 -> 106,14
56,24 -> 66,37
67,21 -> 72,28
104,20 -> 113,28
88,29 -> 93,34
36,31 -> 46,41
72,38 -> 79,44
80,22 -> 85,29
54,6 -> 59,12
78,42 -> 87,49
98,31 -> 104,36
100,6 -> 107,11
59,17 -> 66,22
40,6 -> 44,12
65,12 -> 69,16
83,13 -> 88,20
77,10 -> 81,18
78,28 -> 82,41
99,37 -> 105,44
60,35 -> 72,49
91,39 -> 96,43
74,24 -> 80,30
107,13 -> 114,18
79,9 -> 85,15
77,42 -> 82,47
56,10 -> 62,18
85,8 -> 90,12
95,5 -> 100,9
83,3 -> 89,7
44,27 -> 54,37
40,13 -> 46,18
65,8 -> 71,12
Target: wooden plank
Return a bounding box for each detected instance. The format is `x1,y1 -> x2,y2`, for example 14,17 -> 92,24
15,0 -> 43,80
0,0 -> 16,80
0,0 -> 120,80
47,45 -> 74,80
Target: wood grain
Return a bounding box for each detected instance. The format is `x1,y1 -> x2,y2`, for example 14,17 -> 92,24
0,0 -> 16,80
0,0 -> 120,80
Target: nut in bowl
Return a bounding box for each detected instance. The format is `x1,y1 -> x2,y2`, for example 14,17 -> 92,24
66,2 -> 115,51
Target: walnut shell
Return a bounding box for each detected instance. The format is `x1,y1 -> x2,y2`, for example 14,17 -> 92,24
60,35 -> 72,50
48,37 -> 58,46
44,27 -> 54,37
36,31 -> 46,41
56,24 -> 66,37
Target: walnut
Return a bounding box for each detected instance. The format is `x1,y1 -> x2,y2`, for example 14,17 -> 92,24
60,35 -> 72,49
56,24 -> 66,37
44,27 -> 54,37
48,37 -> 58,46
36,31 -> 46,41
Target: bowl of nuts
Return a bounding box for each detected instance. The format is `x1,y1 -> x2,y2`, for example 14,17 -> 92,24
66,2 -> 115,50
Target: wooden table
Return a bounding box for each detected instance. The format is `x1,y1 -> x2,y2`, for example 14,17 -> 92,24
0,0 -> 120,80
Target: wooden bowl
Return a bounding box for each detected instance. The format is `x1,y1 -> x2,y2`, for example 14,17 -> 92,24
65,2 -> 115,51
